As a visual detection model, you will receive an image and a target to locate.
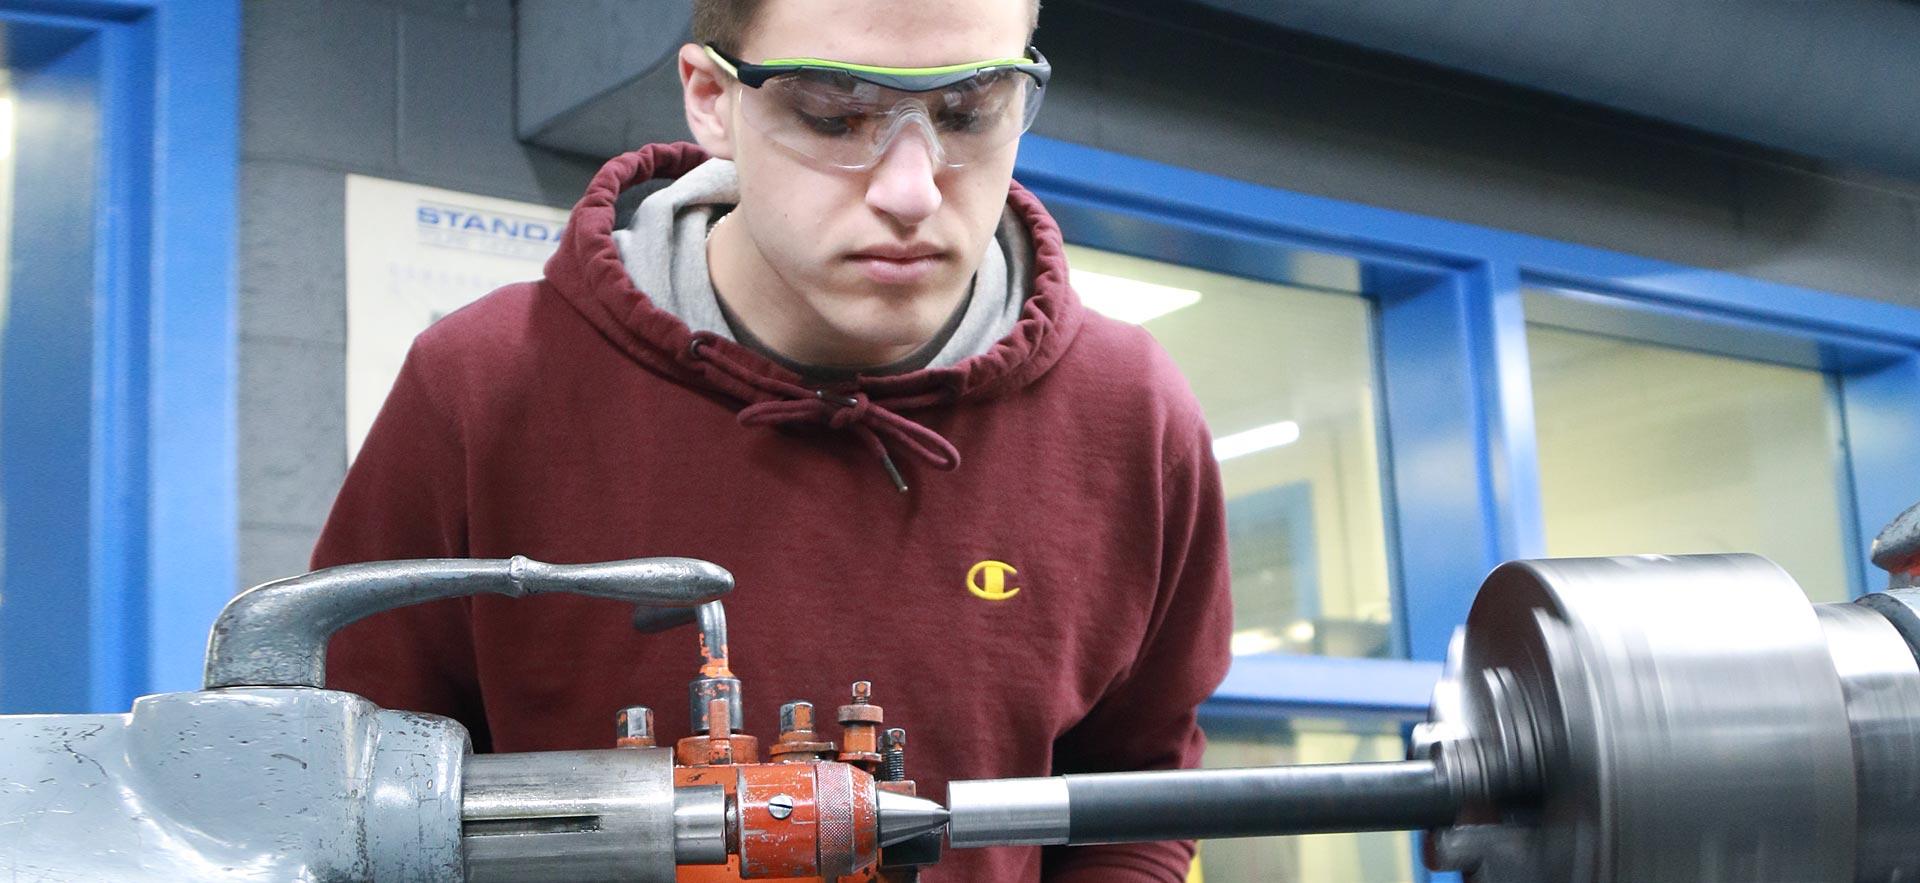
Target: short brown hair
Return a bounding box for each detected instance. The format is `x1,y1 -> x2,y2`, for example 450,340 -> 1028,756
693,0 -> 1041,55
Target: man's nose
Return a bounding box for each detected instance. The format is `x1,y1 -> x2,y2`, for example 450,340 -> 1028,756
864,125 -> 943,226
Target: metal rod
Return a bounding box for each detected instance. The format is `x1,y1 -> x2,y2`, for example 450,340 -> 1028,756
948,760 -> 1459,849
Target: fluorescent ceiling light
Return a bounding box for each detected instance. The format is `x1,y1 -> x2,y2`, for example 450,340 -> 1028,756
1230,628 -> 1283,656
1070,268 -> 1202,325
0,96 -> 13,162
1213,420 -> 1301,462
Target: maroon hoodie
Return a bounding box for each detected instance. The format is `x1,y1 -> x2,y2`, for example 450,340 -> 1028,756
320,143 -> 1233,882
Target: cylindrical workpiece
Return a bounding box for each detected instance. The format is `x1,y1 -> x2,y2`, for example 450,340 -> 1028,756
947,776 -> 1069,847
947,760 -> 1458,849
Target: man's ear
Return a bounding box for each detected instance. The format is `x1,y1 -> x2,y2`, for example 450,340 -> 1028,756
680,43 -> 736,159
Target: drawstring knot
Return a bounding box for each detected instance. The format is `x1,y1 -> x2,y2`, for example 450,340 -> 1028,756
815,389 -> 872,430
686,335 -> 960,493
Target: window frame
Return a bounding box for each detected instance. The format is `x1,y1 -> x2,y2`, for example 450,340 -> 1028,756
1015,128 -> 1920,770
1018,134 -> 1920,882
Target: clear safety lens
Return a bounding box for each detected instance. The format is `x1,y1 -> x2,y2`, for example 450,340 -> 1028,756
737,69 -> 1044,171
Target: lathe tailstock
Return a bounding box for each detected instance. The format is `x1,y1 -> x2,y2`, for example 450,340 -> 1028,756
7,504 -> 1920,880
0,556 -> 946,882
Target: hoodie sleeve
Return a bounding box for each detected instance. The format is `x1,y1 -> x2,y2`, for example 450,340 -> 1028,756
1041,416 -> 1235,882
317,344 -> 491,750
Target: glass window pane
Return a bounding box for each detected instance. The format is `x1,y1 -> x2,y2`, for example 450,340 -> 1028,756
1198,716 -> 1415,882
2,50 -> 102,712
1065,246 -> 1395,658
1527,313 -> 1854,601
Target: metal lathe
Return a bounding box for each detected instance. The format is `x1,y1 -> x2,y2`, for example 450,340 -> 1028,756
4,505 -> 1920,881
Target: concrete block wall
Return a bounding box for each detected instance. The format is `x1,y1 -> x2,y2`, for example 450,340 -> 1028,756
238,0 -> 600,590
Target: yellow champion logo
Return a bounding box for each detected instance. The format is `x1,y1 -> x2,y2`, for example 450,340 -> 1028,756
967,560 -> 1021,601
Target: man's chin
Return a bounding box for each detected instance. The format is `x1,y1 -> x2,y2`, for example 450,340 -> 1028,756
846,326 -> 946,363
802,280 -> 970,360
810,315 -> 947,367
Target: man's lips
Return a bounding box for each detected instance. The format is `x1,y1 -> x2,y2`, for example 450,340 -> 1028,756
849,244 -> 948,262
847,246 -> 949,284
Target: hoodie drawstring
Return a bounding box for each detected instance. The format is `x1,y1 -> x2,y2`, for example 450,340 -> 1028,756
687,338 -> 961,493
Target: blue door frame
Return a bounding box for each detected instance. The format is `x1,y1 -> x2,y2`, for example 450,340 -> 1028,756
0,0 -> 237,713
1014,134 -> 1920,878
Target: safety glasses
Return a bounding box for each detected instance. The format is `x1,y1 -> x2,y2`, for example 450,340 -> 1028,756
704,44 -> 1052,172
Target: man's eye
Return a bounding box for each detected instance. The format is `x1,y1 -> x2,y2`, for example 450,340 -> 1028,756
937,90 -> 1011,134
937,109 -> 985,133
795,109 -> 858,136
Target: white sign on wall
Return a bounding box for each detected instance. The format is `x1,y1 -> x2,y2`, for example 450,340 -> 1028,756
344,174 -> 572,459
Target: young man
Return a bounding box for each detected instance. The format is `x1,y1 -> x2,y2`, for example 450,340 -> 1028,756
320,0 -> 1232,879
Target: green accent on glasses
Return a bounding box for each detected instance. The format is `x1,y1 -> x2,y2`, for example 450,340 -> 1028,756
704,43 -> 1051,92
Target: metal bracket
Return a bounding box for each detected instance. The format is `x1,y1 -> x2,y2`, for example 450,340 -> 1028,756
204,556 -> 733,688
